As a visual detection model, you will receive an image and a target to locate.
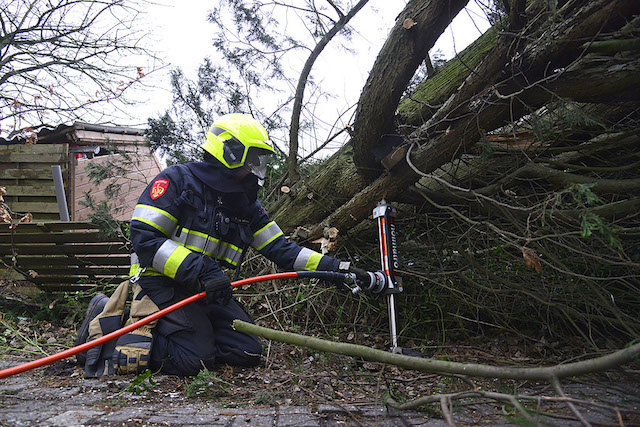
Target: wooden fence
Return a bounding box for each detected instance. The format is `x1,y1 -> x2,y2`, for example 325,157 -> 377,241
0,221 -> 130,291
0,144 -> 68,222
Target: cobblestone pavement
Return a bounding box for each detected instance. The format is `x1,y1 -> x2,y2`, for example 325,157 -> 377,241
0,368 -> 450,426
0,358 -> 500,426
1,358 -> 639,426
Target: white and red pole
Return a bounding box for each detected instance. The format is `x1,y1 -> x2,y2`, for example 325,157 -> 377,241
373,200 -> 403,353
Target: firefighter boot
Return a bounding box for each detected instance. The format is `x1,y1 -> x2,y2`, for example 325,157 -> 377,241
74,293 -> 109,366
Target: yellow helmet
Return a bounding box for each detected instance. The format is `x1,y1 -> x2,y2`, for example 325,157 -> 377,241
202,113 -> 274,179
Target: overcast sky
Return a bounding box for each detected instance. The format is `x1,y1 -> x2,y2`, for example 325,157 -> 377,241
129,1 -> 490,154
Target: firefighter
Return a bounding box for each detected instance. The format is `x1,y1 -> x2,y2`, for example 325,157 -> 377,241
77,113 -> 369,377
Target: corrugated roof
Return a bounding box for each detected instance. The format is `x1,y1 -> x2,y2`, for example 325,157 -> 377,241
73,121 -> 145,136
0,122 -> 145,145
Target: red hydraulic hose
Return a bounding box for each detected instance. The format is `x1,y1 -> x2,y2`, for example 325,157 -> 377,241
0,272 -> 300,380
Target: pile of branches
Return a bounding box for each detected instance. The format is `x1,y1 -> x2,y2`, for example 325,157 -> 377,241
384,1 -> 640,349
394,114 -> 640,350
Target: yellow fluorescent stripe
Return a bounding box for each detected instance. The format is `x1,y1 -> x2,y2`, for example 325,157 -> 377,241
128,264 -> 139,277
163,245 -> 191,279
253,221 -> 283,250
178,228 -> 241,259
220,240 -> 242,252
131,204 -> 178,236
136,204 -> 178,223
182,234 -> 239,254
177,227 -> 227,247
257,231 -> 283,251
185,244 -> 205,253
129,264 -> 162,277
253,222 -> 273,237
217,242 -> 243,266
182,228 -> 209,239
218,255 -> 238,266
305,252 -> 323,271
132,216 -> 170,236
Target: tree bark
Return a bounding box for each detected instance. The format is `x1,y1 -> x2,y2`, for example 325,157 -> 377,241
311,57 -> 639,237
397,26 -> 499,127
351,0 -> 470,178
272,142 -> 370,231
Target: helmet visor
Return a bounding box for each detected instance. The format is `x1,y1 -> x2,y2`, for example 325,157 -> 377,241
245,149 -> 272,180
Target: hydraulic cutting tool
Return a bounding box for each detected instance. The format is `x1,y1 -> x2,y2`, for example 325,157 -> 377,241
373,199 -> 403,353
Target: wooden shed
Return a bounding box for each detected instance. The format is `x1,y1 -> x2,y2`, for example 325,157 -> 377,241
0,122 -> 163,222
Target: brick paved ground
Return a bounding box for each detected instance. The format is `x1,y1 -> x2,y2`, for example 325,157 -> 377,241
0,368 -> 449,426
0,358 -> 505,426
1,357 -> 638,426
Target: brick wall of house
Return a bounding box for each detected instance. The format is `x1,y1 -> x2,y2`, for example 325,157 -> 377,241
73,146 -> 162,221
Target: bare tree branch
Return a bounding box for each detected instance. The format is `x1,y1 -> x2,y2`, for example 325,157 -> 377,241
287,0 -> 369,183
0,0 -> 159,134
233,320 -> 640,380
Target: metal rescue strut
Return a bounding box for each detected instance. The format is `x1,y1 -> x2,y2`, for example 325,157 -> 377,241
373,199 -> 403,353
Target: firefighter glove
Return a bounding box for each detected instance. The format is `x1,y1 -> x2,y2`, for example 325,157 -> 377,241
84,340 -> 117,377
203,275 -> 233,306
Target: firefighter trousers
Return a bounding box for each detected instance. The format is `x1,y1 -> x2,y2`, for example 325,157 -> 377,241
138,277 -> 262,376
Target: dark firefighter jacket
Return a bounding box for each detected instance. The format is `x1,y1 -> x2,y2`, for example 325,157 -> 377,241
128,160 -> 340,288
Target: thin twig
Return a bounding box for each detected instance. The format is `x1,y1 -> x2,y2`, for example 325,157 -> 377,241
551,376 -> 591,427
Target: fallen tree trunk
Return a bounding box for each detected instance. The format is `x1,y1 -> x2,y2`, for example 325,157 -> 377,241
351,0 -> 470,177
270,0 -> 640,238
311,48 -> 640,237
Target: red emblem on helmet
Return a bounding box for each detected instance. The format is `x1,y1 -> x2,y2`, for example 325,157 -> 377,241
150,179 -> 169,200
